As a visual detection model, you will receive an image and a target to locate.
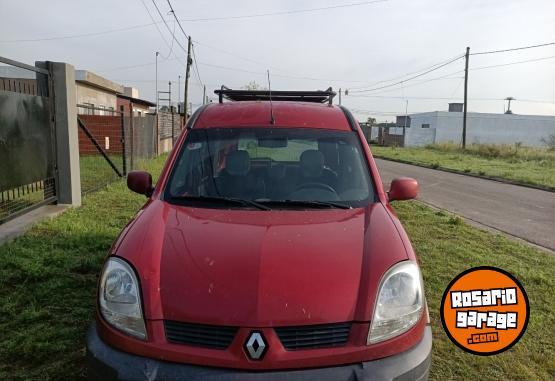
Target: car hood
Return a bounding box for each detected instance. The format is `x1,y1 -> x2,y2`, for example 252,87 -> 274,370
116,201 -> 409,326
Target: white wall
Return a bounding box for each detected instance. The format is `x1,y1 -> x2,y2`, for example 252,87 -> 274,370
405,111 -> 555,147
75,82 -> 117,111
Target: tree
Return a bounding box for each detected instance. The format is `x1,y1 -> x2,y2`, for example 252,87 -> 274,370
366,117 -> 376,126
243,81 -> 261,90
242,81 -> 267,90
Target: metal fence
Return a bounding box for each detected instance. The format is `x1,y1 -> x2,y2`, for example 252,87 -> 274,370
77,105 -> 159,194
0,56 -> 57,224
77,104 -> 126,194
124,113 -> 157,171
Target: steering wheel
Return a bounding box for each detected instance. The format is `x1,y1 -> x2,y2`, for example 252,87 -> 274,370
294,182 -> 337,194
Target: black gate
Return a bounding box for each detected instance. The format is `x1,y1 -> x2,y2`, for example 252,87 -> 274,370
0,56 -> 57,224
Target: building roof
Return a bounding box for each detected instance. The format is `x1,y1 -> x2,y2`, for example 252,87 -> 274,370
117,93 -> 155,107
75,70 -> 123,93
194,101 -> 351,130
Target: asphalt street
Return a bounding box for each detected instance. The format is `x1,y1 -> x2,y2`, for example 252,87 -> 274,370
375,159 -> 555,251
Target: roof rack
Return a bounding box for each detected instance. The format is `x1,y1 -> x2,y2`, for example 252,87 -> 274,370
214,86 -> 336,105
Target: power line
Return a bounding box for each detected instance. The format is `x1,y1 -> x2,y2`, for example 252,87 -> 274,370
0,22 -> 155,43
347,53 -> 465,90
471,55 -> 555,70
0,1 -> 388,43
347,54 -> 555,95
178,0 -> 388,22
191,44 -> 204,86
164,0 -> 205,89
150,0 -> 188,54
471,42 -> 555,56
349,55 -> 465,93
192,39 -> 305,78
95,52 -> 555,97
139,0 -> 172,58
165,0 -> 189,38
344,93 -> 555,103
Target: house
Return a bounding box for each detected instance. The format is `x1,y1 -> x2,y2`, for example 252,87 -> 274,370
399,104 -> 555,147
75,70 -> 123,115
117,87 -> 155,116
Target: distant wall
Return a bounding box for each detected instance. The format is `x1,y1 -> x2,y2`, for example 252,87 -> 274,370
157,110 -> 182,153
76,82 -> 117,111
77,115 -> 122,155
405,112 -> 555,147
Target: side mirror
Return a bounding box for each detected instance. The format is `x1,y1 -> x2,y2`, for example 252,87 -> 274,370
388,177 -> 418,201
127,171 -> 153,196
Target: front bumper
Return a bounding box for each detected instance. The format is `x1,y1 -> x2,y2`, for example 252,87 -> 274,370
87,324 -> 432,381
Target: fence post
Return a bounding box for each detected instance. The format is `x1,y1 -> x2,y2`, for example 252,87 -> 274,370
129,106 -> 134,171
120,105 -> 126,175
155,113 -> 160,156
38,61 -> 81,206
171,106 -> 175,146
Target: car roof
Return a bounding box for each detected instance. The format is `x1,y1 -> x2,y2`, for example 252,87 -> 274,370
193,101 -> 352,131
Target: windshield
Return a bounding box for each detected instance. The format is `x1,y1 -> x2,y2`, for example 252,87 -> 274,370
164,127 -> 374,209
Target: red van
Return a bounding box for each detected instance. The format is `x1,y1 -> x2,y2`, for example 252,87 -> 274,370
87,88 -> 431,380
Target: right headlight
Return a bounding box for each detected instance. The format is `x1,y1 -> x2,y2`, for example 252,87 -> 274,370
99,257 -> 147,340
367,261 -> 424,344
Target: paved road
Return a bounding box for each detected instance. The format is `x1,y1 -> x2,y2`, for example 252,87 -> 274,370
375,159 -> 555,251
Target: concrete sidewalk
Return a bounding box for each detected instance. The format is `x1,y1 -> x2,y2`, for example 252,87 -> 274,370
0,205 -> 68,245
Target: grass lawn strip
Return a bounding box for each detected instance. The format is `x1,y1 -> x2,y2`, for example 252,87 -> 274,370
371,144 -> 555,190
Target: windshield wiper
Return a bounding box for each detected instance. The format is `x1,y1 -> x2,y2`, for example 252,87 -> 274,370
256,199 -> 352,210
170,195 -> 271,210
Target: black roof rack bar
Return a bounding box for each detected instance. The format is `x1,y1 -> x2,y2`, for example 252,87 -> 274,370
214,86 -> 336,105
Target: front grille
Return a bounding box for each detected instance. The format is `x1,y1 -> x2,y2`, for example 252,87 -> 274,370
275,322 -> 351,350
164,320 -> 238,349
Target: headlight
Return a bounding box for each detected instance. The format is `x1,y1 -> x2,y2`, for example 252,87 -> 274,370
99,257 -> 147,340
368,261 -> 423,344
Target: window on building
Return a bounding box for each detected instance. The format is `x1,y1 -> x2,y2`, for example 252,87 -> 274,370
82,102 -> 94,115
422,123 -> 430,128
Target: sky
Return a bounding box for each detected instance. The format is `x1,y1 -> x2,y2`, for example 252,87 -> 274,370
1,0 -> 554,121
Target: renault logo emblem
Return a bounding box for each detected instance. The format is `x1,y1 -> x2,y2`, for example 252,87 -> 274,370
245,331 -> 267,360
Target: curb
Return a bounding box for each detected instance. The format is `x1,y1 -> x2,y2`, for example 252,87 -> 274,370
411,199 -> 555,256
373,155 -> 555,193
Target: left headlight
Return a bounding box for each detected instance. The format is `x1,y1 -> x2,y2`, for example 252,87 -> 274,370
99,257 -> 147,340
367,261 -> 424,344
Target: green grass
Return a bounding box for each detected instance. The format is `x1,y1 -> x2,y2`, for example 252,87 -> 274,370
0,153 -> 553,380
371,143 -> 555,189
79,155 -> 155,194
79,154 -> 125,194
0,154 -> 167,381
394,201 -> 554,380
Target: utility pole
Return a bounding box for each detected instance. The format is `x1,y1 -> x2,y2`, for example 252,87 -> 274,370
462,46 -> 470,149
183,36 -> 192,121
338,88 -> 342,105
203,85 -> 206,105
155,51 -> 159,113
505,97 -> 515,114
168,81 -> 172,108
178,75 -> 181,114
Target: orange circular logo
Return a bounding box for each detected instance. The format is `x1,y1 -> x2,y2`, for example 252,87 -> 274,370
440,266 -> 529,355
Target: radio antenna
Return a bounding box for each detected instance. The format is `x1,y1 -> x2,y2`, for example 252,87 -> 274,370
267,70 -> 275,125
